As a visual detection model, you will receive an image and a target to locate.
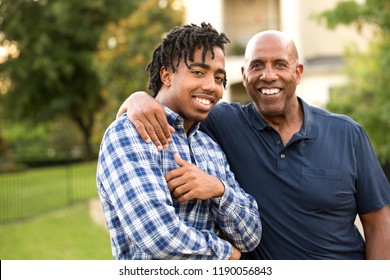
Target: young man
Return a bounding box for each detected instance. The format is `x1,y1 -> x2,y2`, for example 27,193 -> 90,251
96,23 -> 261,260
118,30 -> 390,259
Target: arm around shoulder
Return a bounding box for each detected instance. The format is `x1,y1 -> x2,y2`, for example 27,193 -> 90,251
116,91 -> 174,150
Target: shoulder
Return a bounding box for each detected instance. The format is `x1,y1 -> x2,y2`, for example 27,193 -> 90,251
211,101 -> 245,115
201,102 -> 244,136
201,102 -> 257,141
101,114 -> 145,147
104,114 -> 135,136
308,104 -> 364,132
207,101 -> 253,124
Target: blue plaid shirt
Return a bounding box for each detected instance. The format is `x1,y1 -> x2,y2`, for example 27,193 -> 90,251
97,106 -> 261,260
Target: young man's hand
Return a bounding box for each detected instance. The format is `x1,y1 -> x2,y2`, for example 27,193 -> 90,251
165,154 -> 225,203
228,244 -> 241,260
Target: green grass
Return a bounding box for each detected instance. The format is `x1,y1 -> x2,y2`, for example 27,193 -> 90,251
0,161 -> 98,222
0,161 -> 112,259
0,201 -> 112,259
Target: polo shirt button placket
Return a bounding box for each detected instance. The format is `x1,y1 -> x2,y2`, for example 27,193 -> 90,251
277,151 -> 287,171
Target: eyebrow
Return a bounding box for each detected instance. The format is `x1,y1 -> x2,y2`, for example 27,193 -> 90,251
188,62 -> 226,76
250,58 -> 289,64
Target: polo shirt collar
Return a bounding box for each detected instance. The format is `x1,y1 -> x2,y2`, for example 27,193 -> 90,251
299,97 -> 318,140
248,97 -> 318,140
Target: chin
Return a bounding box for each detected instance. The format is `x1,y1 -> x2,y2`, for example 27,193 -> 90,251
193,113 -> 209,122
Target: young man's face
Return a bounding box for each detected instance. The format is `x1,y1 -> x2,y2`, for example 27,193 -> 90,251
160,47 -> 226,131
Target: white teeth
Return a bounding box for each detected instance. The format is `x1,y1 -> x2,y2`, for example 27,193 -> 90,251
261,88 -> 280,95
195,97 -> 211,105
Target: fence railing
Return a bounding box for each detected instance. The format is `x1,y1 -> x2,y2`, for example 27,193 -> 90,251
0,160 -> 98,223
1,148 -> 389,225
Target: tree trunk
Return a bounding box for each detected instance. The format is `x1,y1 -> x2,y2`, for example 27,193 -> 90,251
72,115 -> 95,160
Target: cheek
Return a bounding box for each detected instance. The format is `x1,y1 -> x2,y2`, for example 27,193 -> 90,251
286,78 -> 298,94
216,89 -> 223,100
244,72 -> 258,86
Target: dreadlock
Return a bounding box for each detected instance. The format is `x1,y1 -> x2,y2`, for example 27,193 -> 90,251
146,22 -> 230,96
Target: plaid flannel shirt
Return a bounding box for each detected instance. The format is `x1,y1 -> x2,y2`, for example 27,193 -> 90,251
97,106 -> 261,260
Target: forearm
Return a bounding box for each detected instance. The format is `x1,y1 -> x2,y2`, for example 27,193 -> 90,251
106,173 -> 234,259
134,221 -> 233,259
361,206 -> 390,260
364,225 -> 390,259
211,183 -> 262,252
365,230 -> 390,259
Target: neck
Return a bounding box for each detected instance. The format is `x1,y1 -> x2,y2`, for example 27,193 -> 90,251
156,93 -> 195,135
261,101 -> 303,145
183,120 -> 195,135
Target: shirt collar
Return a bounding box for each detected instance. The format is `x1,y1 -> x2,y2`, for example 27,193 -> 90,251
299,97 -> 318,140
162,104 -> 201,137
248,97 -> 318,139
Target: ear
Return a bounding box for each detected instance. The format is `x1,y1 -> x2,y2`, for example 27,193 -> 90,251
295,63 -> 304,85
241,66 -> 247,88
160,66 -> 172,86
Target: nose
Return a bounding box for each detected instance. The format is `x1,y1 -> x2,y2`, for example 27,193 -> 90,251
260,65 -> 277,82
201,74 -> 217,91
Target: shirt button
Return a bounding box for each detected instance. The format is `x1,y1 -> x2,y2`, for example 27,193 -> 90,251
276,140 -> 281,145
280,154 -> 286,159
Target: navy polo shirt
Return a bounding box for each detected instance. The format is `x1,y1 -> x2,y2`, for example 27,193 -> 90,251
201,97 -> 390,259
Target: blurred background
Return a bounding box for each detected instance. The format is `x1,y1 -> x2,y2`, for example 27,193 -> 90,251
0,0 -> 389,259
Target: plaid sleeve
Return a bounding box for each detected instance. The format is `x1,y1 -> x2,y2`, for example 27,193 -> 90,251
210,153 -> 262,252
98,118 -> 233,259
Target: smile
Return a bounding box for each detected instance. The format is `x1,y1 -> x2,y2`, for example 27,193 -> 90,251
195,97 -> 212,105
260,88 -> 280,95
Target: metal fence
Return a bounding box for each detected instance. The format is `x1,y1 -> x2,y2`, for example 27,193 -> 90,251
0,159 -> 98,223
1,149 -> 389,225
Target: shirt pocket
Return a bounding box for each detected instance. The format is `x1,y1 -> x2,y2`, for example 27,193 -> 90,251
300,167 -> 353,212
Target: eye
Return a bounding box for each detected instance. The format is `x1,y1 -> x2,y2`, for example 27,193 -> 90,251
251,62 -> 264,70
215,75 -> 225,84
275,62 -> 287,69
192,70 -> 205,77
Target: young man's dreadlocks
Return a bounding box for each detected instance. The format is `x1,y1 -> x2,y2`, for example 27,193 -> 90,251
146,22 -> 230,96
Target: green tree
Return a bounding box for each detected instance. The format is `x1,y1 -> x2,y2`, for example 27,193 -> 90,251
0,0 -> 142,159
94,0 -> 183,131
316,0 -> 390,163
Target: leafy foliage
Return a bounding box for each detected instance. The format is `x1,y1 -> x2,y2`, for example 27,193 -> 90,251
316,0 -> 390,163
94,0 -> 184,130
0,0 -> 142,159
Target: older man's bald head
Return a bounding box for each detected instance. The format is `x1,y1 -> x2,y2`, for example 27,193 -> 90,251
244,30 -> 300,64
